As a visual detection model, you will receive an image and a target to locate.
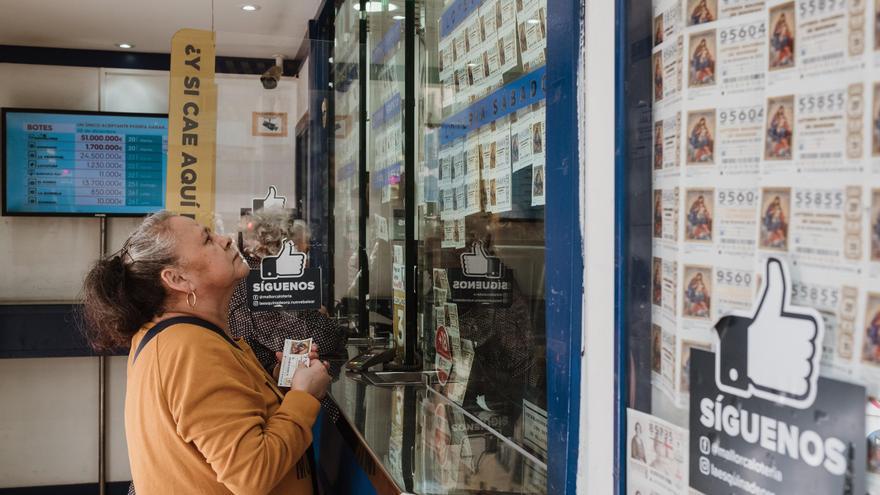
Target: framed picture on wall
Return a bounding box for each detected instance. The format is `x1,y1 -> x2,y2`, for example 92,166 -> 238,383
252,111 -> 288,137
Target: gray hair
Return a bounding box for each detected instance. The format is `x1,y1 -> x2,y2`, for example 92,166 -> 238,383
241,207 -> 310,258
81,210 -> 180,351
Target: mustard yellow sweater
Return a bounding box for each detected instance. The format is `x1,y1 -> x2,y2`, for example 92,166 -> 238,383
125,321 -> 319,495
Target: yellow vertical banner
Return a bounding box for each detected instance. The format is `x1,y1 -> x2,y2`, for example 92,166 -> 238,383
166,29 -> 217,227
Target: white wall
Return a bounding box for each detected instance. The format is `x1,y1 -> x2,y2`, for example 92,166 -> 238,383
215,75 -> 298,233
578,0 -> 617,492
0,63 -> 298,488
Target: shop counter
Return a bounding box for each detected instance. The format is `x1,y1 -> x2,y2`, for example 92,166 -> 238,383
315,349 -> 548,495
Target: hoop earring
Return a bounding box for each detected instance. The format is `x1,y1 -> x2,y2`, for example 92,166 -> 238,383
187,290 -> 197,309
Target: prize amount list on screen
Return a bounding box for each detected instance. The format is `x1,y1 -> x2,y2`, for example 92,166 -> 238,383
26,126 -> 165,208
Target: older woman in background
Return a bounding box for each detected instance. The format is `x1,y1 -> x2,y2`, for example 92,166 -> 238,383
231,207 -> 347,373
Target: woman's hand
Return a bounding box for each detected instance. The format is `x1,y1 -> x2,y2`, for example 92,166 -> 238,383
290,359 -> 331,399
276,344 -> 330,399
274,344 -> 325,385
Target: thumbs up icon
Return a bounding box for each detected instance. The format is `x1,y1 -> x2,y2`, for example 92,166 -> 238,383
253,185 -> 286,211
261,240 -> 306,279
714,257 -> 824,409
461,242 -> 503,279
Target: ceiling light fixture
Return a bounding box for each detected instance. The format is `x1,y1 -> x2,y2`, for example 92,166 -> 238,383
241,4 -> 260,11
392,15 -> 405,20
526,18 -> 540,24
116,43 -> 134,49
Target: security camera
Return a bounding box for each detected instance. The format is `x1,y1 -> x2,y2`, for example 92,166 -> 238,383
261,55 -> 284,89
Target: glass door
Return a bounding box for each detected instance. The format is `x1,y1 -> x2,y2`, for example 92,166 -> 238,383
333,0 -> 365,333
416,0 -> 550,491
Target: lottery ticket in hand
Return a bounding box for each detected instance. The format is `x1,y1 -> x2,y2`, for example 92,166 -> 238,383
277,338 -> 312,387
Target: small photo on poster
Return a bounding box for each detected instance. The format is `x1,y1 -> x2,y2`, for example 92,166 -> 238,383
768,2 -> 796,71
759,187 -> 791,251
652,324 -> 663,373
682,264 -> 712,320
518,21 -> 529,54
684,188 -> 714,243
686,109 -> 716,165
873,190 -> 880,261
654,14 -> 664,46
653,257 -> 663,306
654,121 -> 664,170
532,120 -> 544,154
679,340 -> 711,393
653,189 -> 663,239
864,293 -> 880,367
873,83 -> 880,156
764,95 -> 794,160
688,30 -> 716,87
654,52 -> 664,102
531,164 -> 545,206
876,0 -> 880,51
687,0 -> 716,26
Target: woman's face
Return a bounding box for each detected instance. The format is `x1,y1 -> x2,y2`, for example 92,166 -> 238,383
168,216 -> 248,293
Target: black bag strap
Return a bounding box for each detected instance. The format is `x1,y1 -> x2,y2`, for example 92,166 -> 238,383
133,316 -> 239,364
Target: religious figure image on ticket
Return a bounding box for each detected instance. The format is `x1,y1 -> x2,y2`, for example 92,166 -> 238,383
653,189 -> 663,239
654,14 -> 664,46
863,293 -> 880,366
652,324 -> 663,373
654,121 -> 664,170
875,0 -> 880,50
688,30 -> 716,87
653,257 -> 663,306
654,52 -> 664,102
872,190 -> 880,261
684,188 -> 714,242
873,84 -> 880,156
686,110 -> 715,165
679,339 -> 711,393
759,187 -> 791,252
687,0 -> 716,26
769,3 -> 796,71
682,264 -> 712,320
765,95 -> 794,160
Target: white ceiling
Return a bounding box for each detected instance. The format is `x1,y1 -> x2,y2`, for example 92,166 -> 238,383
0,0 -> 323,59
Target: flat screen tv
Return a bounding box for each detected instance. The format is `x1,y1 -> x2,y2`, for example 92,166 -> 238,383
2,108 -> 168,216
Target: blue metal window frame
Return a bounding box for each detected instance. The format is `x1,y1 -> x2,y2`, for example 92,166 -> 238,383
545,0 -> 584,492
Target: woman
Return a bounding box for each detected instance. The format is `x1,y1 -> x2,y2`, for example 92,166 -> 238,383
82,211 -> 331,494
233,208 -> 346,372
